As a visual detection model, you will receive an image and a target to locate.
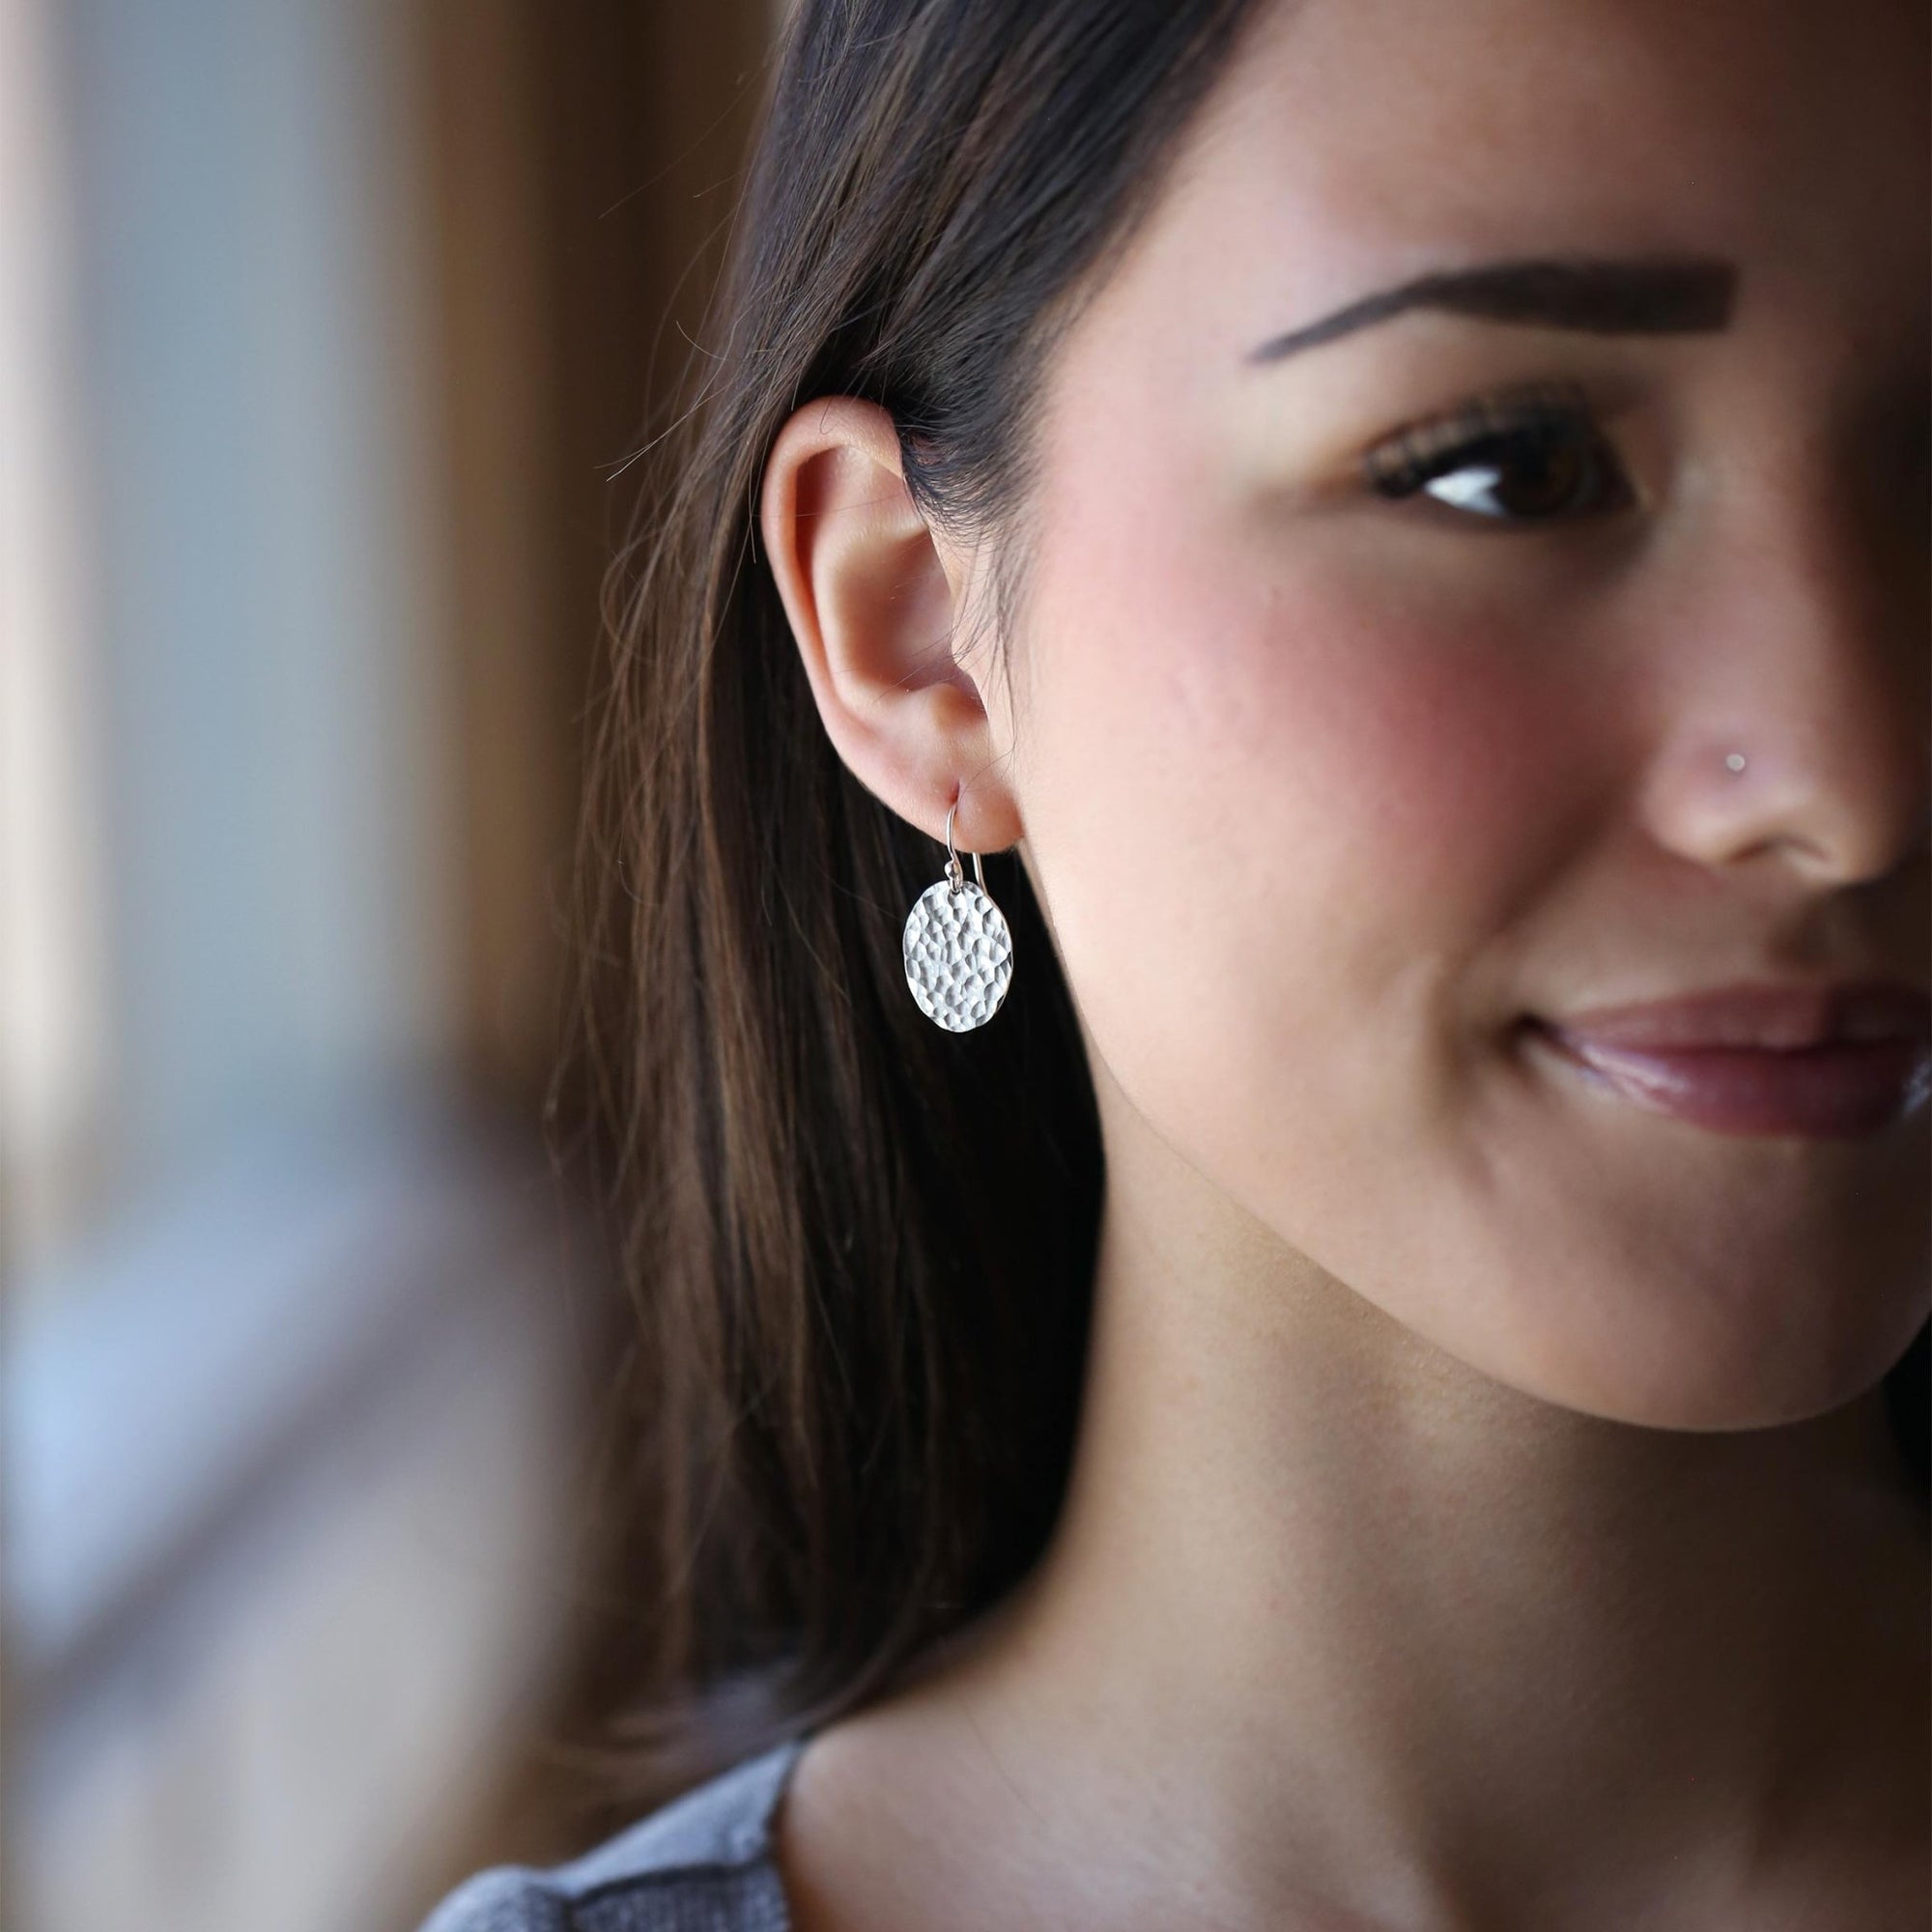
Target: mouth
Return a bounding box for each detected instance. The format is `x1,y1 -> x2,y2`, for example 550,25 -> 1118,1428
1518,1017 -> 1932,1140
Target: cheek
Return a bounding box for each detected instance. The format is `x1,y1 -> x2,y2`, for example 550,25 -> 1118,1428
1173,579 -> 1564,901
1024,474 -> 1581,1136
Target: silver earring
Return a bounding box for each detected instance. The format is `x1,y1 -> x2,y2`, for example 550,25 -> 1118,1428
902,798 -> 1015,1032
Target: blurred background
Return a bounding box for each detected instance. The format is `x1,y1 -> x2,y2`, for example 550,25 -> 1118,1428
1,1 -> 781,1926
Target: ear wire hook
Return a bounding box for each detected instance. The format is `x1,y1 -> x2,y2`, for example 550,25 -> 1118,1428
944,799 -> 986,895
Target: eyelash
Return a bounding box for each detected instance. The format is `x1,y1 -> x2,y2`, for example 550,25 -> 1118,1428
1362,380 -> 1636,528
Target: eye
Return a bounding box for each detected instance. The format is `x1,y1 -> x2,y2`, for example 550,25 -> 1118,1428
1363,383 -> 1637,527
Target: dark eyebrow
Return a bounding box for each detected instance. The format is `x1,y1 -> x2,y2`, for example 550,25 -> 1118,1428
1247,254 -> 1738,363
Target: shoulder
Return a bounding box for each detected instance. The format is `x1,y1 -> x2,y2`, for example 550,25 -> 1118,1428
414,1735 -> 810,1932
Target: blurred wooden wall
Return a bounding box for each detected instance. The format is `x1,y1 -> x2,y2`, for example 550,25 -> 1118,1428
409,0 -> 778,1883
422,0 -> 776,1109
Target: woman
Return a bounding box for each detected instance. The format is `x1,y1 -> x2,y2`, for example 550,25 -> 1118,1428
424,0 -> 1930,1925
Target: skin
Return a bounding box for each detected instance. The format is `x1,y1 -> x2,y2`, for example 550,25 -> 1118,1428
755,0 -> 1930,1926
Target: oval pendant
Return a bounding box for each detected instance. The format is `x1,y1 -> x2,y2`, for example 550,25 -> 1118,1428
902,878 -> 1014,1032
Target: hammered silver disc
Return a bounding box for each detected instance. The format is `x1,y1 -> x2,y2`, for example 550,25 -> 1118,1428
902,878 -> 1014,1032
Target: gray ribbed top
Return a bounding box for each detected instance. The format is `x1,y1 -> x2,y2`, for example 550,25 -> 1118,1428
416,1735 -> 811,1932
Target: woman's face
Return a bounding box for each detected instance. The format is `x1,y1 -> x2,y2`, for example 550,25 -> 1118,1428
991,0 -> 1929,1425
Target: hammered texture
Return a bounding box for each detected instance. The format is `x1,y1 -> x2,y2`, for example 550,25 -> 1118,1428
902,878 -> 1014,1032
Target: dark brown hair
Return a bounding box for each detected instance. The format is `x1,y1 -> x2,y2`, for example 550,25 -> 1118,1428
564,0 -> 1930,1805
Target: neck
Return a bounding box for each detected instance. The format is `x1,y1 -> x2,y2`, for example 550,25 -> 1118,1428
932,1060 -> 1929,1929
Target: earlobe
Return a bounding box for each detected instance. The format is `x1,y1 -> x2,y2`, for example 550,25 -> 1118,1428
758,396 -> 1023,856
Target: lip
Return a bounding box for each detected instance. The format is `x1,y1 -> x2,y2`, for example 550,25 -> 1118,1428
1523,1005 -> 1932,1141
1547,979 -> 1932,1051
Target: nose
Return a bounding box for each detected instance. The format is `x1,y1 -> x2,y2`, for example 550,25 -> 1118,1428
1638,435 -> 1931,892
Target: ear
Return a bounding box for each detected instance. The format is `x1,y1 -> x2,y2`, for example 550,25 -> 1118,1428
758,396 -> 1022,856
